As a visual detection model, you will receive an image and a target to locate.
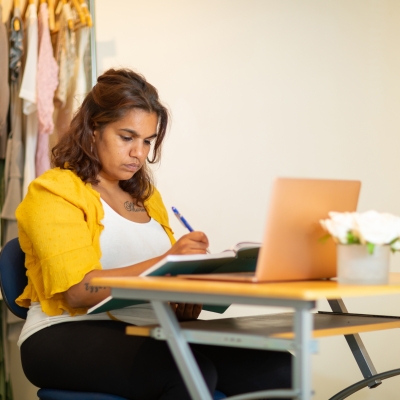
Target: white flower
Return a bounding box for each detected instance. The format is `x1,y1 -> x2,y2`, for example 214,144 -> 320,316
320,210 -> 400,248
320,212 -> 355,244
353,210 -> 400,245
391,240 -> 400,251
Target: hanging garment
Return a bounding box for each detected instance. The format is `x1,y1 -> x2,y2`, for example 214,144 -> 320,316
19,3 -> 38,196
0,5 -> 10,159
54,26 -> 90,139
9,7 -> 23,83
53,2 -> 77,141
54,2 -> 76,108
0,10 -> 12,386
72,27 -> 90,113
2,81 -> 24,245
0,11 -> 23,400
35,2 -> 59,177
2,4 -> 25,244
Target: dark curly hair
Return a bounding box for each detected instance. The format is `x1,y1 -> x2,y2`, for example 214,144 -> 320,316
51,68 -> 169,204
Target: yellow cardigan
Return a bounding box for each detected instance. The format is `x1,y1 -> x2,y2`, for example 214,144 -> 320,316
16,168 -> 175,316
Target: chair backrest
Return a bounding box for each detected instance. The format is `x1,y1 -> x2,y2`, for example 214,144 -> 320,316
0,238 -> 28,319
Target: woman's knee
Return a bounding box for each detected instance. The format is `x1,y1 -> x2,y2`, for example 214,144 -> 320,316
193,349 -> 218,391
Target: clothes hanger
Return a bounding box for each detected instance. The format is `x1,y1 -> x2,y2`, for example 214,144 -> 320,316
13,0 -> 21,31
70,0 -> 85,26
36,0 -> 55,32
48,0 -> 55,30
79,0 -> 92,27
54,0 -> 62,29
61,0 -> 74,30
55,0 -> 62,15
23,0 -> 35,18
49,0 -> 63,34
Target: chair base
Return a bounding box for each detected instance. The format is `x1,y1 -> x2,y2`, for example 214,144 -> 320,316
37,388 -> 129,400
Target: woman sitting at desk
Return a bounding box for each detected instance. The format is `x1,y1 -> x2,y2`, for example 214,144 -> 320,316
16,68 -> 292,399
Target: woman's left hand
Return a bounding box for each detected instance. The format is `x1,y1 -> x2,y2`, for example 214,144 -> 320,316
170,303 -> 202,321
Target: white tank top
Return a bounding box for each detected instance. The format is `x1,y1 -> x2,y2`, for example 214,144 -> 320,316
18,198 -> 171,347
99,198 -> 171,268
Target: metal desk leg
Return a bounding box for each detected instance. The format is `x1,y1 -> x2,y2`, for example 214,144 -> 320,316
328,299 -> 381,388
293,307 -> 313,400
151,300 -> 213,400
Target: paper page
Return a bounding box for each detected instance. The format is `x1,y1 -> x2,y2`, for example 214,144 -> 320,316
230,242 -> 262,252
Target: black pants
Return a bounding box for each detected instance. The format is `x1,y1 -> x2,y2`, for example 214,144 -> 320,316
21,320 -> 292,400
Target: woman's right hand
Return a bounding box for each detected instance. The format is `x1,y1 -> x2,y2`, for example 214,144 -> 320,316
166,231 -> 209,255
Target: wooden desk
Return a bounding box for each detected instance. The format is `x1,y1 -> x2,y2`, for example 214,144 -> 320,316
91,273 -> 400,400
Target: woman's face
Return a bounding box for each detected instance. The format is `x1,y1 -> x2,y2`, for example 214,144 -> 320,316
93,109 -> 158,183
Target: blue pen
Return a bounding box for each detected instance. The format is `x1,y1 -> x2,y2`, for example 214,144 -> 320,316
171,207 -> 194,232
172,207 -> 210,253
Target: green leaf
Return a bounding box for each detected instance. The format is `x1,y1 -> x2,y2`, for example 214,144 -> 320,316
318,234 -> 331,243
367,242 -> 375,255
346,231 -> 361,245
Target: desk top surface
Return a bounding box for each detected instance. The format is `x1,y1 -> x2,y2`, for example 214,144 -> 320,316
91,272 -> 400,301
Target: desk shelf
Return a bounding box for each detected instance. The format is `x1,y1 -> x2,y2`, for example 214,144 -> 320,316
125,312 -> 400,352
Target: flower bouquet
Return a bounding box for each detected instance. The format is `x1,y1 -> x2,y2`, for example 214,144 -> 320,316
320,210 -> 400,284
320,210 -> 400,254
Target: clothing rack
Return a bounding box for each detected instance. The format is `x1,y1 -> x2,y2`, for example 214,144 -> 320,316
0,3 -> 98,397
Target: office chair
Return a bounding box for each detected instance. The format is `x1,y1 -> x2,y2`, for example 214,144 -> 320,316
0,238 -> 226,400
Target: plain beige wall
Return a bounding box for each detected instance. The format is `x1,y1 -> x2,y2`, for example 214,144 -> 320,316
94,1 -> 400,399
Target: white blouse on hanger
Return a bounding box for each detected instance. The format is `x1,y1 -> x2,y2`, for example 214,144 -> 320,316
19,2 -> 38,197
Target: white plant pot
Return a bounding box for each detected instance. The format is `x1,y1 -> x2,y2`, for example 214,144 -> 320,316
337,244 -> 390,285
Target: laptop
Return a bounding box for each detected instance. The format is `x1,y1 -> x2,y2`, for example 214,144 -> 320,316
182,178 -> 361,283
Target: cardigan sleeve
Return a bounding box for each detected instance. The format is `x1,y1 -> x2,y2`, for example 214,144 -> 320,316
16,169 -> 103,316
145,187 -> 176,245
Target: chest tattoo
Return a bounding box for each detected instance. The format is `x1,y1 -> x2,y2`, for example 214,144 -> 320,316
124,201 -> 146,212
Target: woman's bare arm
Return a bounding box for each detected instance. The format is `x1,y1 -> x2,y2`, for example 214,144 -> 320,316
63,255 -> 165,308
63,231 -> 209,308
